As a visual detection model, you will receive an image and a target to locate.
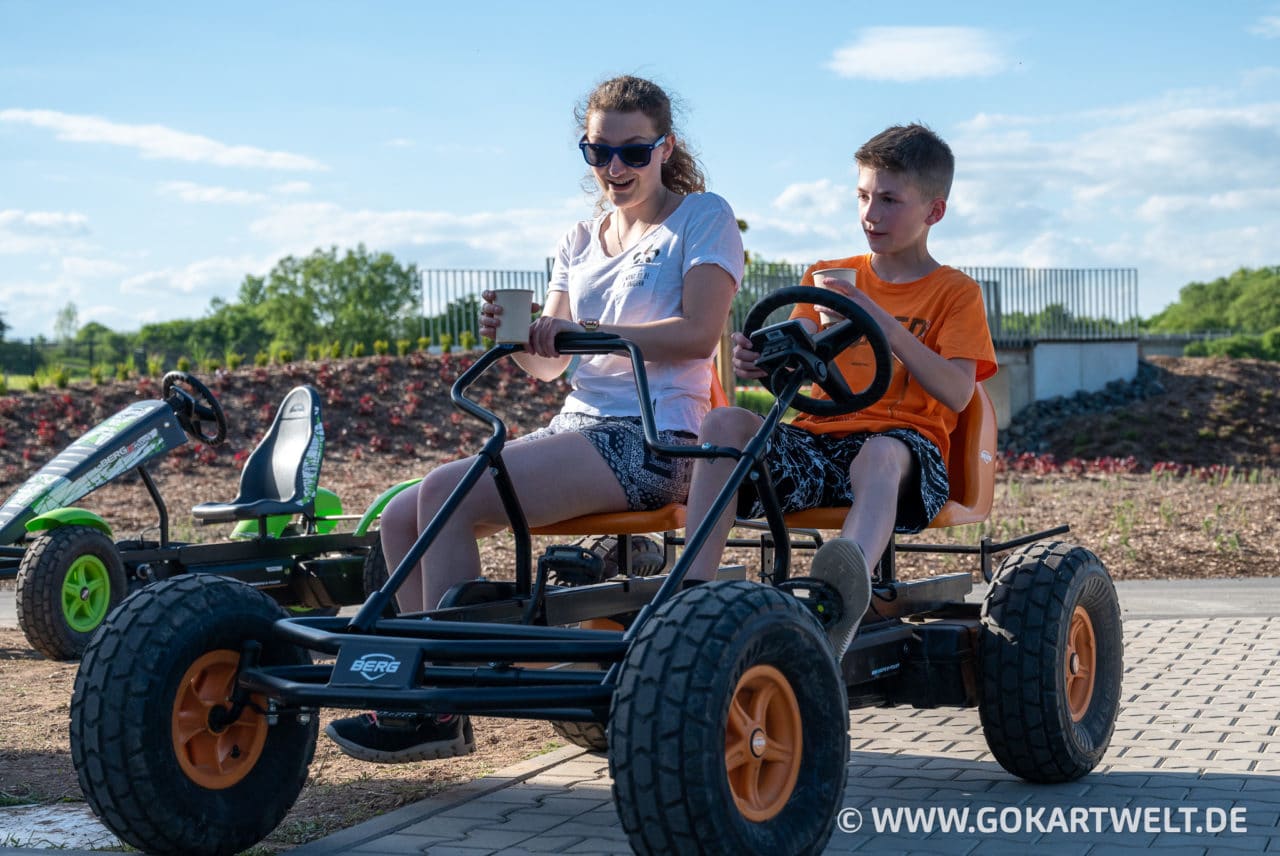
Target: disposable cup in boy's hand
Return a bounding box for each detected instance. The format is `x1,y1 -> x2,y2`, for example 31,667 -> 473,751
491,288 -> 535,344
810,268 -> 857,326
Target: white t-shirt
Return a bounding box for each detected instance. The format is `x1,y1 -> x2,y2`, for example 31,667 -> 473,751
547,192 -> 744,434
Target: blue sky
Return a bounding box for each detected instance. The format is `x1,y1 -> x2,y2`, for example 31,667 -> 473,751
3,1 -> 1279,340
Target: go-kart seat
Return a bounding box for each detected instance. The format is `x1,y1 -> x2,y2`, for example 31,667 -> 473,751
191,386 -> 324,524
529,368 -> 730,541
779,381 -> 998,531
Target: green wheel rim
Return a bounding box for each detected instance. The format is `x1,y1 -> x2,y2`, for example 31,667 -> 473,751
61,554 -> 112,633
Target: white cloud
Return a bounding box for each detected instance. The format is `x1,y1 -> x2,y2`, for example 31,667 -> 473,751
247,199 -> 578,267
271,181 -> 312,195
61,257 -> 129,278
121,254 -> 269,297
385,137 -> 415,148
827,27 -> 1011,82
0,109 -> 326,171
772,179 -> 855,217
158,181 -> 266,205
0,209 -> 90,254
1250,15 -> 1280,37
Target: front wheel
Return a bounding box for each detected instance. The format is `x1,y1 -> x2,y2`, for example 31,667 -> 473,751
70,575 -> 317,856
16,525 -> 127,660
979,540 -> 1123,782
610,581 -> 848,855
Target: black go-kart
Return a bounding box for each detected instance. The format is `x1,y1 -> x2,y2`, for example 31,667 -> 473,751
0,371 -> 390,659
68,288 -> 1123,856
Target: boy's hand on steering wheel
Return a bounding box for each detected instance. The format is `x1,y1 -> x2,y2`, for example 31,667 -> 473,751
730,331 -> 767,379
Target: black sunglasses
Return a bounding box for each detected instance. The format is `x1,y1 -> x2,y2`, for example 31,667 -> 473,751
578,134 -> 667,169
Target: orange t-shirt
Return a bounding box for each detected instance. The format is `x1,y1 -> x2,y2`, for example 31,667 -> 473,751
789,254 -> 997,463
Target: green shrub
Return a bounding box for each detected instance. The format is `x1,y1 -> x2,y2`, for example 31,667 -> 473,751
1262,327 -> 1280,361
202,359 -> 222,373
438,332 -> 453,354
417,336 -> 431,353
1205,334 -> 1265,359
115,362 -> 130,381
306,344 -> 322,361
176,356 -> 191,372
350,342 -> 365,358
459,330 -> 477,351
89,364 -> 105,385
26,375 -> 40,392
329,341 -> 343,359
276,348 -> 294,365
373,339 -> 390,356
146,353 -> 165,377
396,338 -> 411,356
0,375 -> 6,394
224,349 -> 245,370
255,351 -> 270,367
51,365 -> 70,389
1183,340 -> 1209,357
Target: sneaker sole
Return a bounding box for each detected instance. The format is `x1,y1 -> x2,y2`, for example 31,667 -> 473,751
808,538 -> 872,659
324,718 -> 476,765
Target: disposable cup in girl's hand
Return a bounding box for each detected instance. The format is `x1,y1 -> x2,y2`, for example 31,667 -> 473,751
491,289 -> 535,344
810,268 -> 857,326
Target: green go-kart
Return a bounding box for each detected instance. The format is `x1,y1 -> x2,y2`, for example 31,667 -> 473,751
0,371 -> 392,659
68,289 -> 1123,855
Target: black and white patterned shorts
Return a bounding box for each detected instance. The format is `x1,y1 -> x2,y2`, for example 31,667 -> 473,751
737,424 -> 950,534
516,412 -> 697,511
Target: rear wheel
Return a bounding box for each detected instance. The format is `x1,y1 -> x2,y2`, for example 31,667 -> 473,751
550,618 -> 623,752
979,540 -> 1122,782
70,574 -> 317,856
16,525 -> 127,660
610,581 -> 847,855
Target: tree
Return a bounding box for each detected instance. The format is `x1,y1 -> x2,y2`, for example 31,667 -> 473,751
1146,266 -> 1279,333
54,302 -> 79,343
253,245 -> 420,353
0,310 -> 9,341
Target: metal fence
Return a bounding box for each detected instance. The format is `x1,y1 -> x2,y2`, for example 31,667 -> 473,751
420,262 -> 1142,345
0,264 -> 1148,378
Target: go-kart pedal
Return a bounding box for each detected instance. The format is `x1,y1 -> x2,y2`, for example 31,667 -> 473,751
776,577 -> 846,629
541,544 -> 607,586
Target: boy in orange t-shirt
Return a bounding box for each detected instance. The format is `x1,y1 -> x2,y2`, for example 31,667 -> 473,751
683,123 -> 997,657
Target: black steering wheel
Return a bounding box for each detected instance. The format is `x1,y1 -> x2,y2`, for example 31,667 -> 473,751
162,371 -> 228,446
741,286 -> 894,417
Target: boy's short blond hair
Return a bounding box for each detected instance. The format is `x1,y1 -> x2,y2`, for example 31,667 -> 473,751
855,123 -> 954,201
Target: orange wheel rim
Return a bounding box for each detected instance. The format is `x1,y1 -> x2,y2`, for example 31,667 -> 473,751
725,664 -> 803,822
171,649 -> 267,790
1065,605 -> 1097,721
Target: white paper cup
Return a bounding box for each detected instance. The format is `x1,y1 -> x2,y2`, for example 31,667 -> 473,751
810,268 -> 857,326
491,289 -> 534,344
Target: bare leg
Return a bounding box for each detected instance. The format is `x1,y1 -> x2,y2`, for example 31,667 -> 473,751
683,407 -> 763,582
382,432 -> 629,612
841,435 -> 913,573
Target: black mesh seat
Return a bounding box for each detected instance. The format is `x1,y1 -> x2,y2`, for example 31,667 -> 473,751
191,386 -> 324,524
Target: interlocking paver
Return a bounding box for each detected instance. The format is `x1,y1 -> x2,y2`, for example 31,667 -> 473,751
281,615 -> 1280,856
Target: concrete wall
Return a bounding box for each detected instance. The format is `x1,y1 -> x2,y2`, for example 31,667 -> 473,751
988,340 -> 1138,429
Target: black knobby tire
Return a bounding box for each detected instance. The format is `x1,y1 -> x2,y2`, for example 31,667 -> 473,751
552,720 -> 609,752
15,525 -> 127,660
610,581 -> 848,855
979,540 -> 1123,783
70,574 -> 317,856
362,537 -> 399,617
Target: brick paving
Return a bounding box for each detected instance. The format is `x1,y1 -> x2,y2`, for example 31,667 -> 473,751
286,615 -> 1280,855
3,613 -> 1276,855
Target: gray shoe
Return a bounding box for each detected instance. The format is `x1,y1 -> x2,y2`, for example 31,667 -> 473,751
808,538 -> 872,659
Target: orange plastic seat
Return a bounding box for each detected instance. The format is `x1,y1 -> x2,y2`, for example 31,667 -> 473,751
779,383 -> 997,531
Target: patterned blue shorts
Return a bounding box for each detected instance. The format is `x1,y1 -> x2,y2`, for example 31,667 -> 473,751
516,412 -> 697,511
737,424 -> 950,533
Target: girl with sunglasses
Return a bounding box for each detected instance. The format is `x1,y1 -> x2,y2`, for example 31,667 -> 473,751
326,74 -> 744,764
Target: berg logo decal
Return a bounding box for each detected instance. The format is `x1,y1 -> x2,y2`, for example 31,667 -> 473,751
350,653 -> 403,681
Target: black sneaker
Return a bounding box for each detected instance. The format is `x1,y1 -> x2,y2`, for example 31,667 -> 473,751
325,711 -> 475,764
808,537 -> 872,659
